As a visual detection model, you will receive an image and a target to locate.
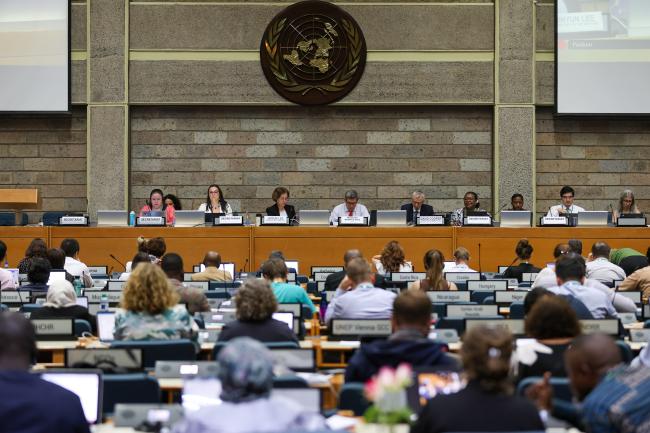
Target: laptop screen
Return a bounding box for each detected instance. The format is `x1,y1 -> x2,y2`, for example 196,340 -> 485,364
272,312 -> 294,330
76,296 -> 88,308
406,370 -> 465,412
97,311 -> 116,342
40,371 -> 102,424
284,261 -> 299,273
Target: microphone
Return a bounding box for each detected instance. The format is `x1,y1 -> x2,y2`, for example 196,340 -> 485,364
493,202 -> 509,223
109,254 -> 126,271
478,243 -> 482,276
239,258 -> 249,274
500,256 -> 520,277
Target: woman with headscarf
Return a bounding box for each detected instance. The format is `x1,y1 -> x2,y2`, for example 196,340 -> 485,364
30,279 -> 97,333
173,337 -> 325,433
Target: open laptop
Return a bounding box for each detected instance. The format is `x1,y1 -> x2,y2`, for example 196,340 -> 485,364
174,210 -> 205,227
298,210 -> 330,226
500,211 -> 532,227
39,369 -> 103,424
375,210 -> 407,227
97,210 -> 128,227
406,368 -> 465,412
270,348 -> 316,372
66,348 -> 143,372
97,311 -> 116,342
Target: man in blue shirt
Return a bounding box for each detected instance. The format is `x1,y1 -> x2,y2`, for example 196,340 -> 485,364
0,311 -> 90,433
261,257 -> 316,316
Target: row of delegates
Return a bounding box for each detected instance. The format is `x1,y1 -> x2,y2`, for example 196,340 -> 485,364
546,185 -> 643,221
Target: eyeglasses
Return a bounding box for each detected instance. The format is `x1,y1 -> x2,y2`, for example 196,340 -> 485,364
561,195 -> 574,199
209,190 -> 219,194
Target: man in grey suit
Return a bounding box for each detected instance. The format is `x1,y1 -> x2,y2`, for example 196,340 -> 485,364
401,190 -> 434,225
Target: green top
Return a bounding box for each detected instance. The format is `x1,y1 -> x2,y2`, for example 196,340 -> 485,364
271,282 -> 316,314
610,248 -> 644,265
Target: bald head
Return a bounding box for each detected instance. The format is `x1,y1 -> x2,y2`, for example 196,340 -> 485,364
565,333 -> 622,401
343,249 -> 362,266
0,312 -> 37,370
203,251 -> 222,268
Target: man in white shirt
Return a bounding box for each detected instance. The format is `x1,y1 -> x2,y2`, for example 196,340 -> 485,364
546,185 -> 585,217
586,242 -> 626,284
329,189 -> 370,226
445,247 -> 477,273
0,240 -> 16,290
60,238 -> 94,288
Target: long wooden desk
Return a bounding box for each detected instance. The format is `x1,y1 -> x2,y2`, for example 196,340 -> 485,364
2,226 -> 650,273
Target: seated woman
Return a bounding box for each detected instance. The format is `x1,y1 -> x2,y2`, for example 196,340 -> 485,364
164,194 -> 183,211
516,296 -> 581,382
119,251 -> 154,281
17,238 -> 48,274
450,191 -> 489,226
612,189 -> 641,223
412,326 -> 544,433
503,239 -> 541,282
30,280 -> 97,333
172,337 -> 325,433
198,184 -> 232,214
218,279 -> 298,344
265,186 -> 296,221
372,240 -> 412,275
139,188 -> 175,225
113,263 -> 197,342
410,249 -> 458,291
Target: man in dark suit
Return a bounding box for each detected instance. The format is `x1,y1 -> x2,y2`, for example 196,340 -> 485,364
401,190 -> 434,225
324,249 -> 385,291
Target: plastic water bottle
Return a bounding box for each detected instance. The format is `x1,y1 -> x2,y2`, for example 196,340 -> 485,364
129,211 -> 136,227
73,277 -> 83,297
3,258 -> 8,268
100,293 -> 109,311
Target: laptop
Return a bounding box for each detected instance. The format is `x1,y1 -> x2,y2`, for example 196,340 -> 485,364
375,210 -> 407,227
577,211 -> 609,226
298,210 -> 330,226
97,311 -> 116,342
155,361 -> 219,378
174,210 -> 205,227
272,388 -> 321,413
285,260 -> 299,274
406,368 -> 465,412
272,312 -> 294,331
500,211 -> 532,227
270,348 -> 316,372
39,369 -> 103,424
65,348 -> 143,372
97,210 -> 128,227
113,404 -> 183,428
31,318 -> 76,341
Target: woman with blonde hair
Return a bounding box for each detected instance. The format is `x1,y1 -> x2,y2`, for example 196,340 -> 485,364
372,240 -> 412,275
612,189 -> 641,223
113,263 -> 196,341
410,249 -> 458,291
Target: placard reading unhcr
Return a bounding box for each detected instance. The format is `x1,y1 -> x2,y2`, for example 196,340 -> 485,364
260,0 -> 367,105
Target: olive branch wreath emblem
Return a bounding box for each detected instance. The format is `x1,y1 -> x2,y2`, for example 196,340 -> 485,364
263,17 -> 362,96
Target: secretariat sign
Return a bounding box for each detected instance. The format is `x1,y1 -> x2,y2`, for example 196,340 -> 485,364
260,0 -> 367,105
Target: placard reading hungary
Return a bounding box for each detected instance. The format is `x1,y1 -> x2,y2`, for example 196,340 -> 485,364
260,0 -> 367,105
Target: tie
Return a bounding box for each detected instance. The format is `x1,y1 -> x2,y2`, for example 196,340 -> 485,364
413,209 -> 419,224
348,210 -> 353,217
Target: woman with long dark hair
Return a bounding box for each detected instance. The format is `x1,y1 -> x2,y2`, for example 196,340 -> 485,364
198,184 -> 232,214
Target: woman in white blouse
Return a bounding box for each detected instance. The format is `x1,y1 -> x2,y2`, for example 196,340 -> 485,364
198,184 -> 233,214
372,240 -> 413,275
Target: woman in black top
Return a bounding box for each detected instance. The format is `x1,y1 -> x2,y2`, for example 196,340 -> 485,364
17,238 -> 48,274
412,326 -> 544,433
503,239 -> 541,282
30,279 -> 97,333
265,186 -> 296,221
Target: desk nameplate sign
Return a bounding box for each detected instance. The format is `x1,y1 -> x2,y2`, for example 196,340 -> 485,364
464,216 -> 492,226
261,215 -> 289,226
338,216 -> 368,226
184,281 -> 210,292
616,217 -> 647,227
429,329 -> 460,344
107,280 -> 126,291
465,319 -> 525,335
317,281 -> 326,291
311,266 -> 343,274
541,216 -> 568,226
580,319 -> 619,336
136,216 -> 165,227
630,328 -> 650,343
417,215 -> 445,226
617,291 -> 641,304
444,272 -> 481,283
59,216 -> 89,226
426,291 -> 471,303
31,319 -> 73,336
466,280 -> 508,291
446,304 -> 499,318
389,272 -> 427,282
313,272 -> 333,282
618,313 -> 638,326
0,291 -> 31,304
495,290 -> 529,304
215,215 -> 244,226
331,319 -> 391,336
85,291 -> 122,303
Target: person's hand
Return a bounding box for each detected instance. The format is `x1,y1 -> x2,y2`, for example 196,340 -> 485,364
587,252 -> 594,262
557,207 -> 567,215
338,276 -> 354,291
372,254 -> 381,261
525,372 -> 553,411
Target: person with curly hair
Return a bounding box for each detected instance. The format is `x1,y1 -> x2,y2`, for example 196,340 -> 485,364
17,238 -> 47,274
372,240 -> 412,275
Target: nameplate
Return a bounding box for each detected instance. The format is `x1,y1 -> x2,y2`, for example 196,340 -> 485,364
338,216 -> 367,226
331,319 -> 391,336
495,290 -> 529,304
261,216 -> 289,225
184,281 -> 209,292
87,266 -> 108,276
618,313 -> 638,326
313,272 -> 333,282
417,215 -> 445,226
31,319 -> 73,335
0,291 -> 31,303
446,304 -> 499,318
389,272 -> 427,282
312,266 -> 343,274
558,11 -> 607,33
215,215 -> 243,226
617,291 -> 641,304
464,216 -> 492,226
617,217 -> 647,227
428,328 -> 460,344
426,291 -> 471,303
506,278 -> 520,288
59,216 -> 89,226
198,329 -> 221,343
465,319 -> 525,335
136,216 -> 166,226
444,272 -> 481,283
580,319 -> 619,336
521,273 -> 538,282
541,216 -> 567,226
107,280 -> 126,291
278,303 -> 302,316
467,280 -> 508,291
324,291 -> 336,302
85,291 -> 123,303
317,281 -> 326,291
630,328 -> 650,343
66,348 -> 143,369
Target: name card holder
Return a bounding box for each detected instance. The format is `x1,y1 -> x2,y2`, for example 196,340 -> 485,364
446,304 -> 499,318
107,280 -> 127,291
580,319 -> 620,336
429,328 -> 460,344
31,319 -> 75,340
494,290 -> 529,304
616,216 -> 647,227
184,281 -> 210,292
464,216 -> 493,226
85,291 -> 123,303
426,291 -> 471,303
338,216 -> 368,226
465,319 -> 525,335
540,216 -> 568,226
59,215 -> 89,226
261,215 -> 289,226
311,266 -> 343,274
214,215 -> 243,226
136,216 -> 166,227
313,272 -> 333,282
330,319 -> 392,340
417,215 -> 445,226
389,272 -> 427,282
630,328 -> 650,343
467,280 -> 508,291
618,313 -> 638,326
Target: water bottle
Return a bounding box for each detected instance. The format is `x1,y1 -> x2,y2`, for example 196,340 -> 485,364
3,258 -> 8,268
244,212 -> 251,226
100,293 -> 109,311
73,277 -> 83,297
129,211 -> 136,227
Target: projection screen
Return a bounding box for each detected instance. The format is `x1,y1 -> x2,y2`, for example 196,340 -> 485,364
556,0 -> 650,115
0,0 -> 69,112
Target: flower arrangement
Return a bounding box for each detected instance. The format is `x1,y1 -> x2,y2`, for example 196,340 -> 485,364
363,363 -> 413,426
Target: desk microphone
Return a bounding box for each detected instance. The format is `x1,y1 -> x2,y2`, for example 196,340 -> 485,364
501,256 -> 520,277
478,243 -> 482,275
109,254 -> 126,271
239,258 -> 249,275
493,202 -> 509,223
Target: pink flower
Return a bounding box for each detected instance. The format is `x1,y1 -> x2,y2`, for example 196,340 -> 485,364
395,364 -> 413,387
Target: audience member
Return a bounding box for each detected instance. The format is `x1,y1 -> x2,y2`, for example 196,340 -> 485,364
503,239 -> 541,282
144,237 -> 167,261
410,249 -> 458,291
612,189 -> 640,224
372,240 -> 412,274
345,290 -> 457,383
567,239 -> 583,256
533,243 -> 569,288
139,188 -> 175,225
0,312 -> 90,433
324,249 -> 362,291
546,185 -> 585,217
266,186 -> 296,221
412,326 -> 544,433
450,191 -> 487,226
17,238 -> 47,274
218,279 -> 297,343
401,190 -> 434,225
0,240 -> 16,289
191,251 -> 232,282
119,251 -> 153,281
618,264 -> 650,303
329,189 -> 370,225
446,247 -> 477,273
610,247 -> 649,276
114,263 -> 197,341
60,238 -> 93,288
21,257 -> 51,293
30,280 -> 97,333
586,242 -> 626,284
261,258 -> 316,315
172,338 -> 325,433
523,287 -> 553,316
198,184 -> 233,214
161,253 -> 209,315
164,194 -> 183,211
523,287 -> 593,320
324,258 -> 396,324
46,248 -> 75,285
510,193 -> 525,210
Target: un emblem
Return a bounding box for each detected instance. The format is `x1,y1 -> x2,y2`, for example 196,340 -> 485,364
260,0 -> 367,106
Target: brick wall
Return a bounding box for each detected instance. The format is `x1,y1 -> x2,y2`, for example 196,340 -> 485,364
536,108 -> 650,215
130,106 -> 493,214
0,108 -> 87,223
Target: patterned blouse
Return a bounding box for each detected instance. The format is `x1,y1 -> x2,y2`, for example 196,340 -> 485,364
114,304 -> 197,342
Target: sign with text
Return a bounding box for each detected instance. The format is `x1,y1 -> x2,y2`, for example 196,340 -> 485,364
388,272 -> 426,282
85,291 -> 122,303
466,280 -> 508,291
521,273 -> 538,282
495,290 -> 529,304
87,266 -> 108,276
184,281 -> 210,292
541,216 -> 567,226
330,319 -> 391,337
465,319 -> 525,335
630,329 -> 650,343
464,216 -> 492,226
107,280 -> 126,291
446,304 -> 499,318
444,272 -> 481,283
0,291 -> 31,304
136,216 -> 166,226
338,216 -> 368,226
426,291 -> 471,303
31,319 -> 73,336
580,319 -> 619,336
59,216 -> 89,226
417,215 -> 445,226
311,266 -> 343,274
216,215 -> 244,226
261,215 -> 289,225
429,328 -> 460,344
313,272 -> 334,282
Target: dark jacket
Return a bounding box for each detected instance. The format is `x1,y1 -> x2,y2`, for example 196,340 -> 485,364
0,370 -> 90,433
502,263 -> 541,283
344,332 -> 458,383
218,318 -> 298,343
265,204 -> 296,221
324,271 -> 385,292
30,305 -> 97,334
400,203 -> 434,224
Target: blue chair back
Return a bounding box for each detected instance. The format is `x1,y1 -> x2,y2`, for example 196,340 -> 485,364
273,375 -> 309,389
436,317 -> 465,335
517,376 -> 573,402
110,339 -> 196,369
20,303 -> 43,314
470,291 -> 494,304
102,373 -> 161,415
296,275 -> 309,284
306,282 -> 319,294
616,340 -> 633,364
74,319 -> 92,336
509,302 -> 526,319
212,340 -> 298,359
338,382 -> 370,416
0,212 -> 28,226
41,212 -> 67,226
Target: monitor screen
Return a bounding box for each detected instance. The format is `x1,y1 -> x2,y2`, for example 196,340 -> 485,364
47,271 -> 67,284
272,312 -> 294,330
40,372 -> 101,424
75,296 -> 88,308
97,311 -> 116,342
285,260 -> 299,273
182,378 -> 222,412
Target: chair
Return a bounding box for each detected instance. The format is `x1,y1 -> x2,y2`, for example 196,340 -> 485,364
41,211 -> 67,226
74,319 -> 92,337
306,282 -> 319,295
517,376 -> 573,402
338,382 -> 370,416
19,303 -> 43,314
110,340 -> 196,369
644,320 -> 650,329
509,301 -> 526,319
212,340 -> 298,359
436,318 -> 465,335
616,340 -> 634,364
0,303 -> 7,311
432,303 -> 447,318
296,275 -> 309,284
0,212 -> 27,226
470,291 -> 494,304
102,373 -> 161,415
273,375 -> 309,388
482,295 -> 495,305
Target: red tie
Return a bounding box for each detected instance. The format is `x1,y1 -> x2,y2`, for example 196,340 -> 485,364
348,210 -> 353,216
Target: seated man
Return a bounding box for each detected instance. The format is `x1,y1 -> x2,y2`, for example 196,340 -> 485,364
546,185 -> 585,217
0,240 -> 15,290
161,253 -> 209,315
60,238 -> 94,288
324,249 -> 385,291
345,290 -> 458,383
586,242 -> 626,284
401,190 -> 434,225
547,254 -> 618,319
0,311 -> 90,433
324,258 -> 396,324
261,257 -> 316,316
610,247 -> 650,277
446,247 -> 477,273
510,193 -> 525,210
191,251 -> 232,282
618,265 -> 650,303
329,189 -> 370,226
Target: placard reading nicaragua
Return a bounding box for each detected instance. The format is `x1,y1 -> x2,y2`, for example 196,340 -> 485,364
260,0 -> 367,105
